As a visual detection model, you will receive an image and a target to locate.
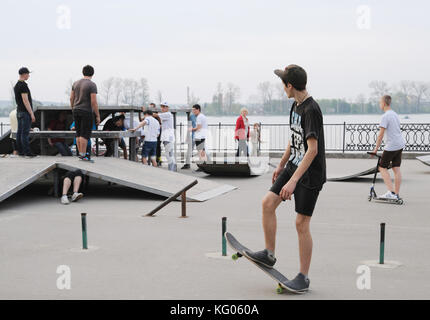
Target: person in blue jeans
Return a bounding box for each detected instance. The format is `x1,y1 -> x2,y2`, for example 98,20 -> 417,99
14,67 -> 37,158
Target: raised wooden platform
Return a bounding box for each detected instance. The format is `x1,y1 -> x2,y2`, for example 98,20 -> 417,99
0,156 -> 236,203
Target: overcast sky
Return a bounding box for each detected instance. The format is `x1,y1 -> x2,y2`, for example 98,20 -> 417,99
1,0 -> 429,104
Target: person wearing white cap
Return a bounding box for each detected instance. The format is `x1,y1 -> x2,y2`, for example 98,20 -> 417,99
158,102 -> 177,171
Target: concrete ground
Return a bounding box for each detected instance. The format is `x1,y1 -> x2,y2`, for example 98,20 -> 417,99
0,158 -> 429,299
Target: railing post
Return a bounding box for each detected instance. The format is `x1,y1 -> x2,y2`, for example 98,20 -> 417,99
342,122 -> 346,153
218,122 -> 221,153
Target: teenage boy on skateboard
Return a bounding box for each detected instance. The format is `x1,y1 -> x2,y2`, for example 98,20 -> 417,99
371,95 -> 405,200
245,65 -> 326,292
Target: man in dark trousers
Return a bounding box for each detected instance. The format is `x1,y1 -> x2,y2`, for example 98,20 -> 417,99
70,65 -> 101,162
245,65 -> 326,293
102,115 -> 127,158
14,67 -> 37,158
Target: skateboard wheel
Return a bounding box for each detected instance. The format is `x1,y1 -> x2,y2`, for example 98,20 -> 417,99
397,199 -> 404,205
232,254 -> 239,261
276,285 -> 283,294
368,196 -> 372,201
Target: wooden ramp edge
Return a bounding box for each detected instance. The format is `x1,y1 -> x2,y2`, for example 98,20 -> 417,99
0,160 -> 57,202
417,155 -> 430,167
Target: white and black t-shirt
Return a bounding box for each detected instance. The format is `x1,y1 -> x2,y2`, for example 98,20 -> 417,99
143,116 -> 160,142
195,113 -> 208,140
288,97 -> 326,190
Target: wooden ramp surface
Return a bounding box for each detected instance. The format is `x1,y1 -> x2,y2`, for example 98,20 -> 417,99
0,158 -> 56,202
417,155 -> 430,167
0,157 -> 236,203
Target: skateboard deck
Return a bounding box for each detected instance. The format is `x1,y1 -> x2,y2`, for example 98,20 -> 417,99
225,232 -> 297,294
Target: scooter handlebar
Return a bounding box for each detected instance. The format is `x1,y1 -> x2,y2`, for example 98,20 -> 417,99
367,151 -> 381,158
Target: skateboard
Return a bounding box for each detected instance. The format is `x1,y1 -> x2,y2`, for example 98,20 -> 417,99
225,232 -> 299,294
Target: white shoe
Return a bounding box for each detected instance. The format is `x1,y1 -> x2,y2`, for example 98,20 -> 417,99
380,191 -> 397,199
71,192 -> 83,202
61,195 -> 70,205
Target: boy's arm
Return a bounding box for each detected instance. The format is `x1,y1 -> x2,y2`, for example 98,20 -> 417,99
21,93 -> 35,122
90,93 -> 101,125
372,127 -> 385,154
280,137 -> 318,200
272,140 -> 291,184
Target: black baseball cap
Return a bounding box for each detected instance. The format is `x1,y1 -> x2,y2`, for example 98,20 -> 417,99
18,67 -> 31,75
274,64 -> 307,91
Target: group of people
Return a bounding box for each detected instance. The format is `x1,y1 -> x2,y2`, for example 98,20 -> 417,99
234,107 -> 261,157
10,64 -> 406,293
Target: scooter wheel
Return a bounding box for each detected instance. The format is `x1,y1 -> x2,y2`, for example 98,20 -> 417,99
368,196 -> 372,202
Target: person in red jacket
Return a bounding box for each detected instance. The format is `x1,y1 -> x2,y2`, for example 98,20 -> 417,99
235,107 -> 250,157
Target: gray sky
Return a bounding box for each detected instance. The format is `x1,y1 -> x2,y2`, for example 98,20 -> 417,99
1,0 -> 429,104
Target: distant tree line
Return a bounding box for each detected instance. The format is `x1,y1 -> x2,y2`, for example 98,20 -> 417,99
2,78 -> 429,117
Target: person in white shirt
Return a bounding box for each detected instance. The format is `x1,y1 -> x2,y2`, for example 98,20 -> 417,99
191,104 -> 208,162
130,110 -> 160,166
158,102 -> 177,171
372,95 -> 406,200
9,109 -> 18,156
250,123 -> 261,156
122,112 -> 143,161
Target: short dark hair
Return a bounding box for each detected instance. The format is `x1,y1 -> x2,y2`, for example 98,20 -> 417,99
192,104 -> 201,111
382,95 -> 392,106
82,65 -> 94,77
277,64 -> 307,91
113,115 -> 125,123
149,103 -> 156,107
144,110 -> 153,116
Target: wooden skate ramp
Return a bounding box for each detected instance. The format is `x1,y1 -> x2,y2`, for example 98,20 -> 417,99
0,157 -> 236,203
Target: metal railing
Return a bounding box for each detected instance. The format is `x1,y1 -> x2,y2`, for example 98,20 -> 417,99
175,122 -> 430,154
2,121 -> 430,153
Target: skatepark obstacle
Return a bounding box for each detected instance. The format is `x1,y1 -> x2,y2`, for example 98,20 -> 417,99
380,223 -> 386,264
81,213 -> 88,250
144,179 -> 198,217
222,217 -> 227,256
0,157 -> 236,204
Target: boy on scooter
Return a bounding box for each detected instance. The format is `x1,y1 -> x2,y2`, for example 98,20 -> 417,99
372,95 -> 406,200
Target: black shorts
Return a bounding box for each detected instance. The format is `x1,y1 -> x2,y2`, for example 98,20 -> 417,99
73,109 -> 93,140
63,169 -> 84,181
380,149 -> 403,168
195,139 -> 205,151
270,166 -> 320,216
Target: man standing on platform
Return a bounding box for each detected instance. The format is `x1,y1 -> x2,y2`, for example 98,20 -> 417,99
14,67 -> 37,158
70,65 -> 100,162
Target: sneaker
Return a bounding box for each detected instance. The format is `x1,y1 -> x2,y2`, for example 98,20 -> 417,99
380,191 -> 397,200
181,164 -> 190,169
61,195 -> 70,205
243,249 -> 277,268
79,155 -> 94,163
282,273 -> 310,293
71,192 -> 83,202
